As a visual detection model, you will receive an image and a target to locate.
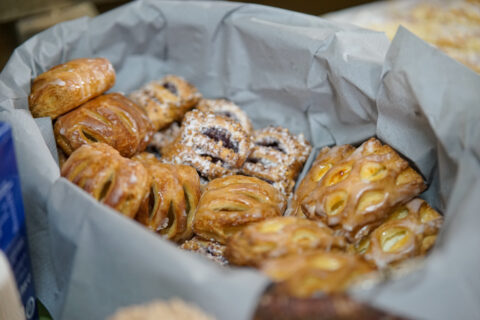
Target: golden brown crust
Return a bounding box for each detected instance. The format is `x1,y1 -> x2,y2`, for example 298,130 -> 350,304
180,236 -> 228,266
301,138 -> 426,243
197,98 -> 253,134
29,58 -> 115,119
54,93 -> 154,157
61,143 -> 149,218
225,217 -> 346,267
133,153 -> 201,242
193,175 -> 287,244
148,122 -> 182,156
129,75 -> 201,131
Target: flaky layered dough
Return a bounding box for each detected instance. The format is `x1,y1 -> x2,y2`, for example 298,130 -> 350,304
129,75 -> 201,131
29,58 -> 115,119
354,198 -> 443,268
61,143 -> 149,218
54,93 -> 154,157
261,251 -> 375,298
180,236 -> 228,266
134,153 -> 200,242
225,217 -> 346,266
193,175 -> 286,244
301,138 -> 426,242
197,98 -> 253,134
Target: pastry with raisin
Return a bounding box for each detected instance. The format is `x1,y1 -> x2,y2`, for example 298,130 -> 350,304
197,98 -> 253,134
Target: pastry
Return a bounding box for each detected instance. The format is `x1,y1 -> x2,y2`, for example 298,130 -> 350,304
61,143 -> 149,218
129,75 -> 201,131
54,93 -> 154,157
354,198 -> 443,268
241,126 -> 311,195
225,217 -> 346,267
29,58 -> 115,119
260,251 -> 375,298
147,122 -> 181,156
180,236 -> 228,266
193,175 -> 287,244
197,98 -> 253,134
134,153 -> 201,242
163,110 -> 252,180
300,138 -> 426,243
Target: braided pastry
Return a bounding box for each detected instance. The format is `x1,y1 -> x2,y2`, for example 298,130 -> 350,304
260,251 -> 375,298
180,236 -> 228,266
225,217 -> 346,266
129,75 -> 201,131
353,198 -> 443,268
29,58 -> 115,119
61,143 -> 149,218
241,126 -> 311,195
54,93 -> 154,157
163,110 -> 252,180
197,98 -> 253,134
133,153 -> 201,242
193,175 -> 287,244
301,138 -> 426,243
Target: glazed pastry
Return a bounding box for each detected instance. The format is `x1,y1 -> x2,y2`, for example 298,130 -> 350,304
197,98 -> 253,134
129,75 -> 201,131
288,145 -> 355,217
29,58 -> 115,119
180,236 -> 228,266
354,198 -> 443,268
57,148 -> 68,168
134,153 -> 201,242
260,251 -> 375,298
163,110 -> 252,180
147,122 -> 181,156
301,138 -> 426,243
193,175 -> 287,244
54,93 -> 154,157
241,126 -> 311,195
61,143 -> 149,218
225,217 -> 346,267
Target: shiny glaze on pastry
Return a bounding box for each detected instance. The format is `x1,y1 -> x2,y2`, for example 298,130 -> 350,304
301,138 -> 426,243
197,98 -> 253,134
225,217 -> 346,266
241,126 -> 311,195
54,93 -> 154,157
180,236 -> 228,266
29,58 -> 115,119
61,143 -> 149,218
129,75 -> 201,131
134,153 -> 201,242
193,175 -> 286,244
354,198 -> 443,268
260,251 -> 375,298
163,110 -> 252,180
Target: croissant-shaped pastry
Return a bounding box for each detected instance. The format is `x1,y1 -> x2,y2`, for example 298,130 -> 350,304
29,58 -> 115,119
133,153 -> 201,242
163,110 -> 252,180
225,217 -> 346,266
241,126 -> 311,194
129,75 -> 201,131
260,251 -> 375,298
197,98 -> 253,134
54,93 -> 154,157
193,175 -> 287,244
301,138 -> 426,243
180,236 -> 228,266
353,198 -> 443,268
61,143 -> 149,218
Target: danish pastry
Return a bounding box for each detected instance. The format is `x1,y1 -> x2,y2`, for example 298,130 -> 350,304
225,217 -> 346,266
180,236 -> 228,266
301,138 -> 426,243
29,58 -> 115,119
54,93 -> 154,157
61,143 -> 149,218
163,110 -> 252,180
241,126 -> 311,194
260,251 -> 375,298
197,98 -> 253,134
354,198 -> 443,268
147,122 -> 181,156
193,175 -> 287,244
129,75 -> 201,131
134,153 -> 201,242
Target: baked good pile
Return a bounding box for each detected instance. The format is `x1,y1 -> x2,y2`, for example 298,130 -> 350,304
29,57 -> 443,298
